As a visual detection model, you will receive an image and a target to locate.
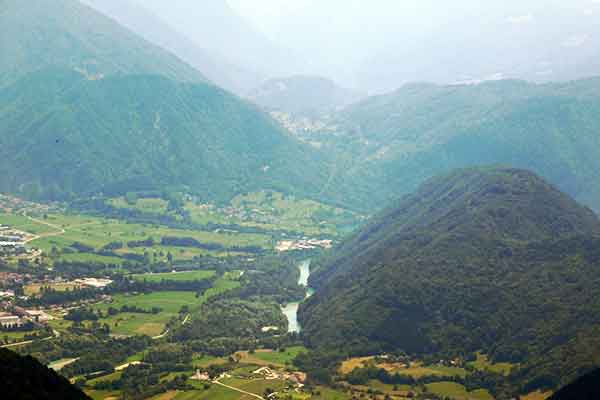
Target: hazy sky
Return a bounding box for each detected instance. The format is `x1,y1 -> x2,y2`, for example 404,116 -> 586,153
226,0 -> 600,89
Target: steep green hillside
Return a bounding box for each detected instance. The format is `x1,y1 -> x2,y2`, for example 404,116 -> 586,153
0,0 -> 205,87
322,79 -> 600,212
0,69 -> 327,201
300,167 -> 600,392
0,348 -> 90,400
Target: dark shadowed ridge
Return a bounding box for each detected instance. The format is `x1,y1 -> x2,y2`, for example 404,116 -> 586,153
0,348 -> 90,400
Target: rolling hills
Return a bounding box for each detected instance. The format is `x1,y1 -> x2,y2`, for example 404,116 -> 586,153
300,167 -> 600,392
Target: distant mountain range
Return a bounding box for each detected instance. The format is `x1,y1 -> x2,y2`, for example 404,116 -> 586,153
118,0 -> 310,93
354,2 -> 600,92
301,167 -> 600,393
247,75 -> 365,116
79,0 -> 262,94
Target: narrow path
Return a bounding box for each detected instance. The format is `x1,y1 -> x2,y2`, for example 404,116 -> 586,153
23,215 -> 66,244
213,379 -> 265,400
152,328 -> 169,340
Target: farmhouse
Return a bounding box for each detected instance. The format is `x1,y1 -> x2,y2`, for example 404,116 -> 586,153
74,278 -> 113,288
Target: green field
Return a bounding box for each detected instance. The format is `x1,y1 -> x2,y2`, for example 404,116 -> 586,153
468,352 -> 515,375
0,211 -> 273,264
425,382 -> 494,400
91,275 -> 240,336
109,197 -> 169,214
58,252 -> 126,265
132,270 -> 216,283
250,346 -> 307,366
93,291 -> 202,336
0,214 -> 60,235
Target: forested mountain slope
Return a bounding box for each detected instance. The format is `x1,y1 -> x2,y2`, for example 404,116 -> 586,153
322,79 -> 600,212
80,0 -> 260,94
0,0 -> 205,87
0,69 -> 327,201
300,167 -> 600,392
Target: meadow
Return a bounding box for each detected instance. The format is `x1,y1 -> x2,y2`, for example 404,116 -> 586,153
131,270 -> 216,283
0,211 -> 272,265
91,275 -> 240,336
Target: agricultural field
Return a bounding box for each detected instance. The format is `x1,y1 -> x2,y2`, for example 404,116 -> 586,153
90,275 -> 240,337
0,211 -> 273,265
237,346 -> 307,367
109,197 -> 170,215
0,214 -> 60,235
340,357 -> 467,378
425,382 -> 494,400
131,270 -> 216,283
24,281 -> 80,296
93,291 -> 201,336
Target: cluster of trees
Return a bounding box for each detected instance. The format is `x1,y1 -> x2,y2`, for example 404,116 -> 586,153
92,363 -> 191,400
24,286 -> 100,306
108,274 -> 216,295
160,236 -> 264,254
174,298 -> 287,341
127,238 -> 155,248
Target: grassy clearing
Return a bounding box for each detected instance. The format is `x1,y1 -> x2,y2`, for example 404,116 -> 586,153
94,291 -> 201,336
192,354 -> 228,369
379,361 -> 467,378
244,346 -> 307,366
0,214 -> 61,235
520,391 -> 553,400
426,382 -> 494,400
468,352 -> 515,375
23,212 -> 271,261
92,275 -> 239,336
24,282 -> 80,296
58,252 -> 125,265
339,356 -> 374,374
86,389 -> 121,400
110,197 -> 169,214
132,270 -> 216,283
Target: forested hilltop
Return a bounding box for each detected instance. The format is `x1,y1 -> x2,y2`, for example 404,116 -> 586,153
300,167 -> 600,393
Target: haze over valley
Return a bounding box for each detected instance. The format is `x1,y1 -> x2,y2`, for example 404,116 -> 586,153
1,1 -> 600,399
